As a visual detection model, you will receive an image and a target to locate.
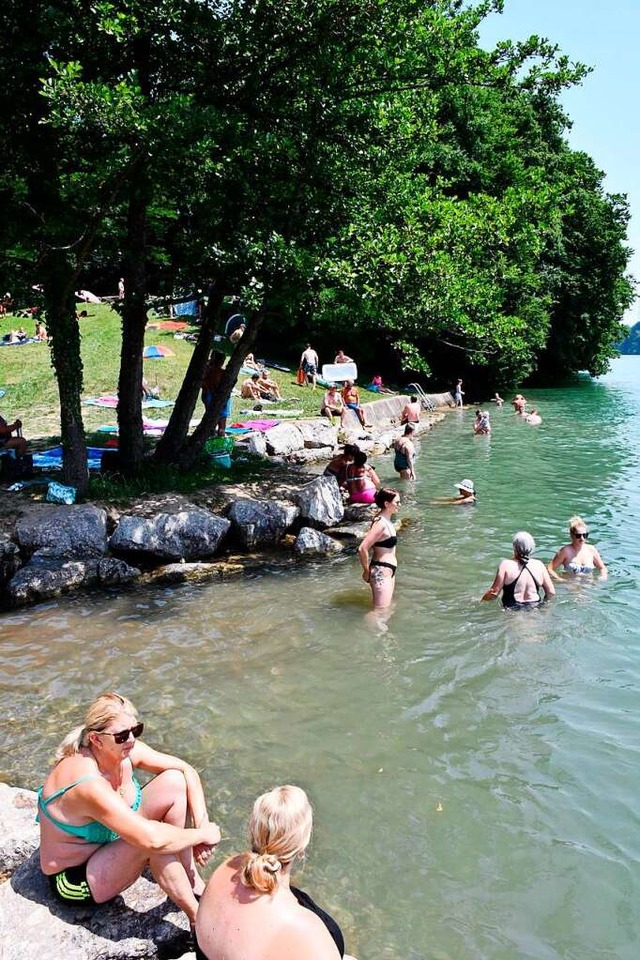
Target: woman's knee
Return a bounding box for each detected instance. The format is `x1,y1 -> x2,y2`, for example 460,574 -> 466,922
141,768 -> 187,817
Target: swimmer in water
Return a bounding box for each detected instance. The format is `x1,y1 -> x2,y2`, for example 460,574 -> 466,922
547,516 -> 607,580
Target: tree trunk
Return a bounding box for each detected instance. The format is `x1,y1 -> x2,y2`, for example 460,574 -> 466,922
42,252 -> 89,495
117,172 -> 148,476
177,309 -> 265,471
153,283 -> 226,464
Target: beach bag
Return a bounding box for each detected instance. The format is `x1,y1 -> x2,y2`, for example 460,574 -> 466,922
297,366 -> 305,385
46,481 -> 76,504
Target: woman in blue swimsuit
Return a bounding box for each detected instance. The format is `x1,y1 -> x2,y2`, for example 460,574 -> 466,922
38,692 -> 221,926
547,516 -> 608,580
482,531 -> 555,609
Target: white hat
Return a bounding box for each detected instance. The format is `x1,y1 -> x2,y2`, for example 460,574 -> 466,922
456,479 -> 475,494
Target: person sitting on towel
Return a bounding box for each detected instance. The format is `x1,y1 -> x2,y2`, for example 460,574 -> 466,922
240,374 -> 264,401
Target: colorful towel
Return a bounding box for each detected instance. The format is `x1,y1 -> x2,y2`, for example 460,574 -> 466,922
32,446 -> 110,471
146,320 -> 189,331
229,419 -> 281,432
83,396 -> 174,409
143,344 -> 175,358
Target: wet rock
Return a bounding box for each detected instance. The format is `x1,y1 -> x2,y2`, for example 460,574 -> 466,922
0,536 -> 21,589
288,447 -> 334,464
144,561 -> 244,585
342,502 -> 376,522
226,498 -> 299,548
264,423 -> 304,456
96,558 -> 141,586
294,527 -> 344,556
294,476 -> 344,528
15,505 -> 108,559
109,510 -> 231,562
5,557 -> 100,608
325,521 -> 371,541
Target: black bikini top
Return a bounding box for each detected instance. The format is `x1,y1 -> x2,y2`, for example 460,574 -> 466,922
376,535 -> 397,548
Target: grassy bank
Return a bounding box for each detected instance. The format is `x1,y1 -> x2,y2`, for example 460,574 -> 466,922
0,305 -> 384,444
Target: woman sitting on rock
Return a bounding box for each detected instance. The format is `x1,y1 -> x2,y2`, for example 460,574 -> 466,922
195,784 -> 357,960
37,691 -> 220,927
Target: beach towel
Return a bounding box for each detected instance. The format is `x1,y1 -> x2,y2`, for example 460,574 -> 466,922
32,447 -> 110,471
143,345 -> 175,358
229,419 -> 280,432
83,396 -> 174,409
146,320 -> 188,331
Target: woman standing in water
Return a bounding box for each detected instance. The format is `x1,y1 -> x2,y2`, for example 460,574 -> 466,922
482,531 -> 555,609
358,488 -> 400,607
547,516 -> 608,579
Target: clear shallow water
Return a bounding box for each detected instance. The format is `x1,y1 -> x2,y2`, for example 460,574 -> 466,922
2,358 -> 640,959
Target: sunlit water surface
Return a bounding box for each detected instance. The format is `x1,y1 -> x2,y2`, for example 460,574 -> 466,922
2,357 -> 640,959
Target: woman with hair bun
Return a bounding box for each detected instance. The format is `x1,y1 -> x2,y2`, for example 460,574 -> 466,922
195,785 -> 357,960
482,531 -> 555,609
37,692 -> 220,926
358,488 -> 400,608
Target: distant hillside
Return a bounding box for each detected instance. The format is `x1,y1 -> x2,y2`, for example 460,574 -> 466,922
618,322 -> 640,354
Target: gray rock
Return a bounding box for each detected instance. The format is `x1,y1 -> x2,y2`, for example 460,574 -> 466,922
5,557 -> 101,608
294,527 -> 344,556
264,423 -> 304,456
0,854 -> 190,960
0,784 -> 192,959
295,418 -> 338,449
0,784 -> 39,876
325,521 -> 371,541
15,505 -> 108,559
0,536 -> 21,589
96,558 -> 141,585
342,502 -> 376,522
226,498 -> 299,548
109,510 -> 231,561
288,447 -> 335,464
294,476 -> 344,528
145,561 -> 244,585
239,431 -> 267,457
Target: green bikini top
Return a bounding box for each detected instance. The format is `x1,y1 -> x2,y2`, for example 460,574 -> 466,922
37,774 -> 142,845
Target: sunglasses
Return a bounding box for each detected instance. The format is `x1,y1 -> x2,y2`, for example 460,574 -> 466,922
99,722 -> 144,744
573,531 -> 589,539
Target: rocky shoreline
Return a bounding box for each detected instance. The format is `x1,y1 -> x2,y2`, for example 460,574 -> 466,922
0,393 -> 451,610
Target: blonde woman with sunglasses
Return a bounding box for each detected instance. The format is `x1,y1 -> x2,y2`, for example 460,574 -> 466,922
37,692 -> 220,926
548,516 -> 608,580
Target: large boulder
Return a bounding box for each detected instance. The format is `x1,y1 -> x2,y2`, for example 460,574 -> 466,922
237,431 -> 267,457
226,498 -> 299,548
288,447 -> 335,465
15,505 -> 108,559
4,554 -> 140,608
109,510 -> 231,562
294,476 -> 344,529
0,784 -> 193,959
0,784 -> 39,876
294,527 -> 344,556
295,418 -> 338,449
264,423 -> 304,456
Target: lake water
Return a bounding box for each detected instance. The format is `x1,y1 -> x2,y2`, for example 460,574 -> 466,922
2,356 -> 640,959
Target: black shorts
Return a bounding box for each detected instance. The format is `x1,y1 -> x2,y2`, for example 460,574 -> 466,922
47,862 -> 96,905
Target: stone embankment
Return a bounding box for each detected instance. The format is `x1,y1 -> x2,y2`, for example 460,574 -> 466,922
0,393 -> 450,610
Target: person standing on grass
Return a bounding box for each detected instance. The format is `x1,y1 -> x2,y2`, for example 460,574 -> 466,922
300,344 -> 319,388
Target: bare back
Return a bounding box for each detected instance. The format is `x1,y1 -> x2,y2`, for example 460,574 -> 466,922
196,857 -> 340,960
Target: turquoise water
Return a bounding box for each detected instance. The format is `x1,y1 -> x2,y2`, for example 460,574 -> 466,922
2,357 -> 640,958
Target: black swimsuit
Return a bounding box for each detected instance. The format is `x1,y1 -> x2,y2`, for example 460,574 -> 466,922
370,527 -> 398,577
502,560 -> 542,609
194,885 -> 345,959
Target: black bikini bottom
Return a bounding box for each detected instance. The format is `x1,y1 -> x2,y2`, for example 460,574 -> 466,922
370,560 -> 397,578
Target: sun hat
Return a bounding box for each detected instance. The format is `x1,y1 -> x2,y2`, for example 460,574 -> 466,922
456,479 -> 475,494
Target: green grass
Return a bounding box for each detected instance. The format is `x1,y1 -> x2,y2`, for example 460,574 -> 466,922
0,304 -> 383,447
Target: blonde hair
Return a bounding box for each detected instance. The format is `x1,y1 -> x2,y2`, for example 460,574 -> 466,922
241,785 -> 313,894
569,516 -> 586,534
55,692 -> 138,761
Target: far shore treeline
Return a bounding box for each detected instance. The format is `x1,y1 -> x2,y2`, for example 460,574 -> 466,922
0,0 -> 634,493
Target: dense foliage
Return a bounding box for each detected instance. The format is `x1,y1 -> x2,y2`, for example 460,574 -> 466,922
0,0 -> 634,482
